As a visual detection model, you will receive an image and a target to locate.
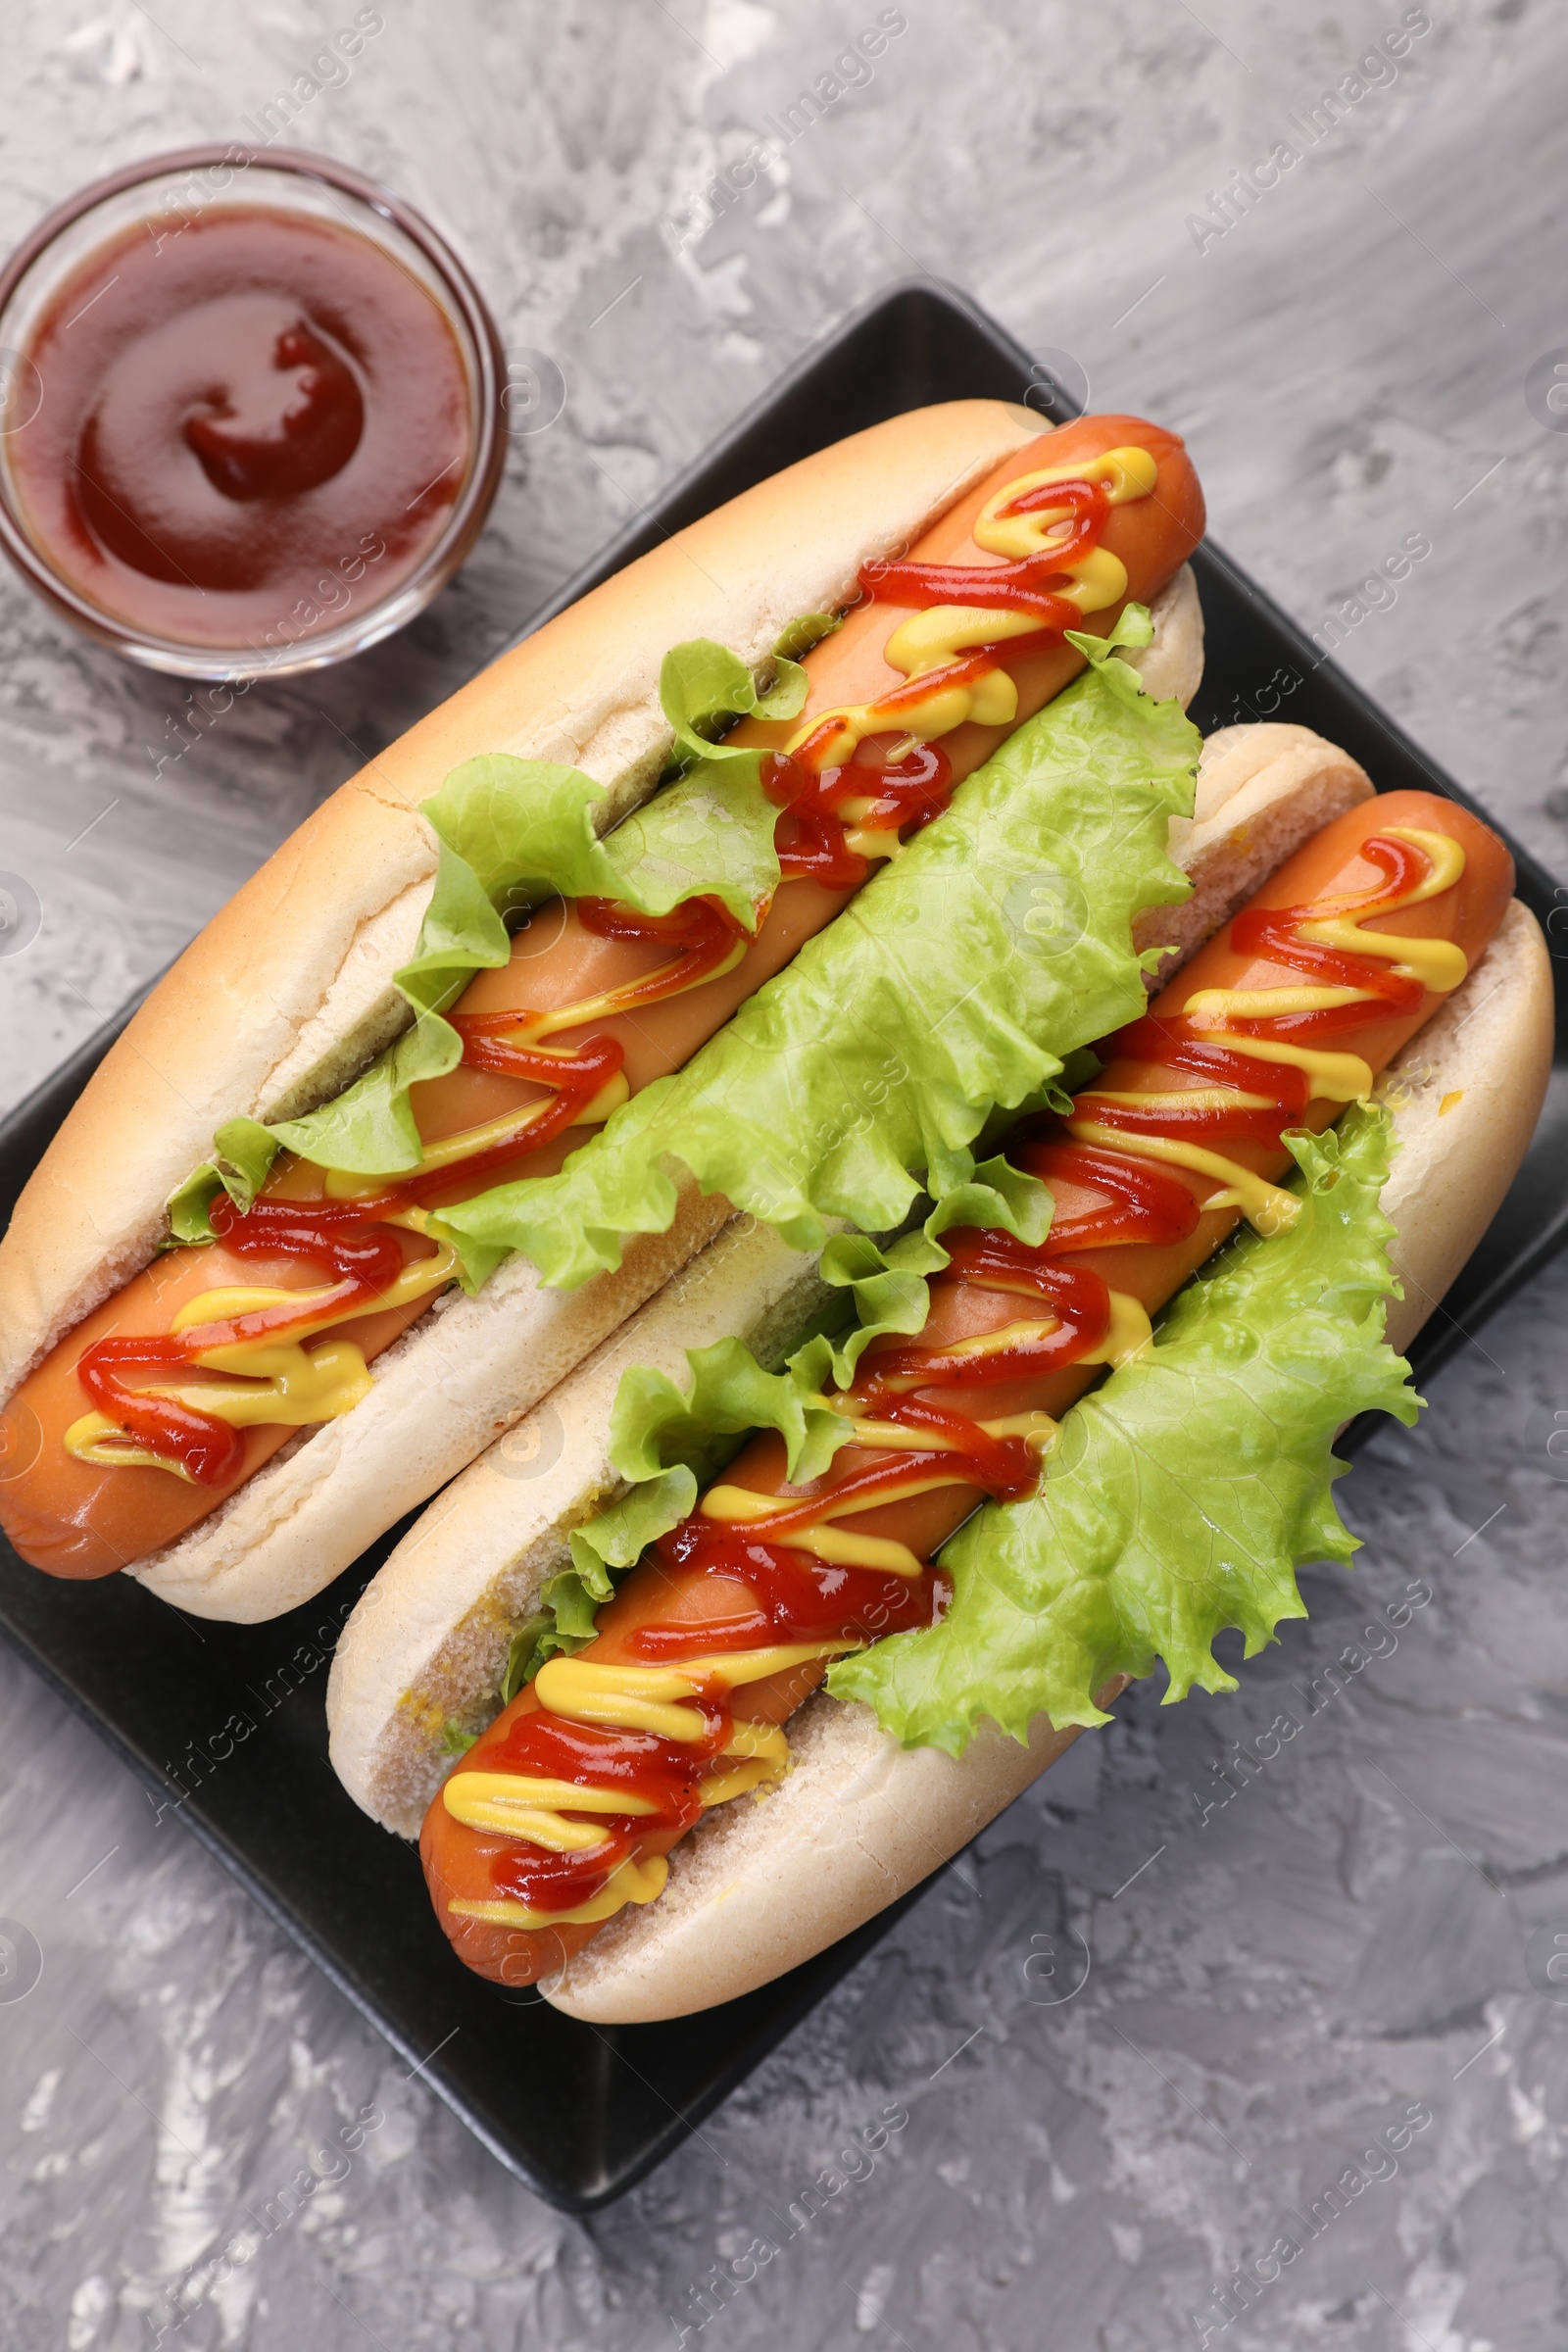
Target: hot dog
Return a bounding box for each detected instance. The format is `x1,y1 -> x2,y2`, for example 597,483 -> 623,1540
0,405 -> 1207,1618
322,736 -> 1551,2018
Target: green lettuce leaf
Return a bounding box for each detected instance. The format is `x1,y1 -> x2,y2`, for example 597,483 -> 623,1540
435,614 -> 1200,1287
827,1103 -> 1421,1754
660,626 -> 827,762
167,1112 -> 290,1245
502,1330 -> 855,1700
496,1573 -> 608,1704
812,1153 -> 1054,1384
512,1160 -> 1061,1690
417,744 -> 787,936
167,830 -> 516,1232
165,630 -> 816,1232
567,1334 -> 854,1588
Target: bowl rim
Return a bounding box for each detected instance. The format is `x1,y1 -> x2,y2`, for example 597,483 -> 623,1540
0,141 -> 509,680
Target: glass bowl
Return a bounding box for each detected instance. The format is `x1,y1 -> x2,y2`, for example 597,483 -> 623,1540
0,145 -> 508,679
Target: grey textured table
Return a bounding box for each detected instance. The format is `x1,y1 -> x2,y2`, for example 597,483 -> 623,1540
2,6 -> 1565,2346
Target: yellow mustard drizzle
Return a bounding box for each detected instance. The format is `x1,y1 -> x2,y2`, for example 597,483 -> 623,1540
531,1647 -> 847,1733
824,1396 -> 1059,1453
447,1852 -> 671,1930
64,1220 -> 462,1473
1067,826 -> 1470,1238
324,930 -> 748,1200
506,935 -> 752,1046
90,445 -> 1161,1494
689,1284 -> 1151,1585
438,442 -> 1171,1935
321,1064 -> 630,1200
699,1471 -> 959,1579
441,1655 -> 819,1925
871,1295 -> 1153,1389
784,446 -> 1158,770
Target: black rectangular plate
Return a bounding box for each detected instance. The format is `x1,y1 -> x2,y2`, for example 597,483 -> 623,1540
1,281 -> 1562,2213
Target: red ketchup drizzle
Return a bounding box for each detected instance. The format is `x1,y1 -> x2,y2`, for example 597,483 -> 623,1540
1070,1018 -> 1309,1149
857,1144 -> 1194,1400
479,1704 -> 730,1914
574,893 -> 749,995
71,901 -> 751,1479
858,475 -> 1109,635
489,1833 -> 638,1914
631,1531 -> 949,1659
761,741 -> 955,886
1069,833 -> 1433,1162
429,1023 -> 627,1168
74,1194 -> 409,1486
466,1522 -> 950,1918
764,478 -> 1117,854
80,473 -> 1128,1494
441,837 -> 1456,1927
1228,835 -> 1430,1030
450,896 -> 748,1145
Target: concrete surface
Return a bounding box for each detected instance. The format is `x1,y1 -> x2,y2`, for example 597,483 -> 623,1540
0,4 -> 1565,2346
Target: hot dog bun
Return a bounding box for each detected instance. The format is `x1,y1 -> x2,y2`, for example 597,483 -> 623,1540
327,720 -> 1382,1836
543,891 -> 1552,2022
0,399 -> 1042,1400
0,403 -> 1205,1622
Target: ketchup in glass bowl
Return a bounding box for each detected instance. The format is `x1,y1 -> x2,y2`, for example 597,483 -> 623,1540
0,147 -> 507,677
